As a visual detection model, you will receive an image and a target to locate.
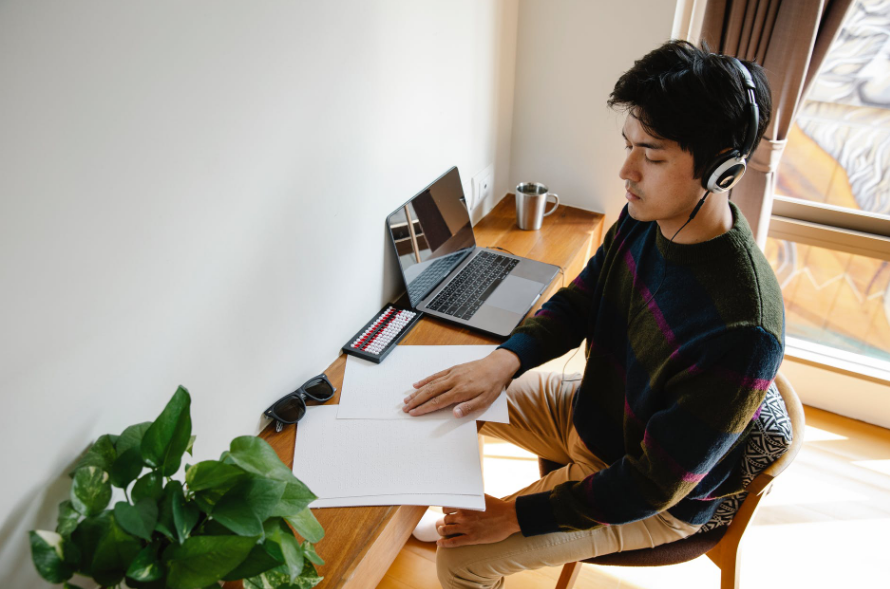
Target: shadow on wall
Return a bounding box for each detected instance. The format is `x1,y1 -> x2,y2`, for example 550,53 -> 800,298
0,451 -> 92,588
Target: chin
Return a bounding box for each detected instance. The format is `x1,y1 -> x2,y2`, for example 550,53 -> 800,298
625,202 -> 651,222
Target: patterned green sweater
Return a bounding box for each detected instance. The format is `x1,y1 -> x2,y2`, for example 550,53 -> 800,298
500,202 -> 785,536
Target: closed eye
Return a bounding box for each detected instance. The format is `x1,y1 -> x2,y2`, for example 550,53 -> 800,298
626,144 -> 663,163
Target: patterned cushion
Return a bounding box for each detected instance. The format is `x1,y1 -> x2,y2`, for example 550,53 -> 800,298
697,381 -> 793,533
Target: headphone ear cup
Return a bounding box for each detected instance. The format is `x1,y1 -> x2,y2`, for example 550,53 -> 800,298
703,151 -> 746,193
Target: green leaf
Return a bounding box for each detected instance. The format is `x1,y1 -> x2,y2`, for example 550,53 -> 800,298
163,535 -> 259,589
72,434 -> 117,475
116,422 -> 152,455
70,512 -> 111,577
226,436 -> 301,484
172,487 -> 200,543
142,386 -> 192,476
244,560 -> 323,589
268,482 -> 318,520
63,582 -> 86,589
56,500 -> 80,538
90,513 -> 142,586
211,479 -> 286,537
192,470 -> 246,516
71,466 -> 112,517
192,491 -> 217,515
126,543 -> 163,582
114,498 -> 158,541
221,543 -> 284,581
284,508 -> 324,543
185,460 -> 249,492
302,541 -> 324,566
202,518 -> 236,535
29,530 -> 75,583
155,480 -> 178,541
262,519 -> 303,583
132,471 -> 164,503
295,560 -> 323,589
110,447 -> 145,489
186,435 -> 197,456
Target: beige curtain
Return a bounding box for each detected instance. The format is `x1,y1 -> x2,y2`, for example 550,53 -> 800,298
699,0 -> 854,247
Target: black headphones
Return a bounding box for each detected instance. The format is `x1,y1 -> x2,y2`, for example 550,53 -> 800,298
701,57 -> 760,194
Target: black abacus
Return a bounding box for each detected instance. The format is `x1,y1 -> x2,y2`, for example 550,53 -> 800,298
342,305 -> 423,363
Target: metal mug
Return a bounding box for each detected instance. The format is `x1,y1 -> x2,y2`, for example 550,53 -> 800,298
515,182 -> 559,230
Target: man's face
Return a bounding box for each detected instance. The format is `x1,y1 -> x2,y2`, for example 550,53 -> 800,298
620,112 -> 705,228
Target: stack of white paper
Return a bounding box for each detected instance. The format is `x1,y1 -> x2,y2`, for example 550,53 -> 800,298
292,345 -> 505,510
293,406 -> 485,510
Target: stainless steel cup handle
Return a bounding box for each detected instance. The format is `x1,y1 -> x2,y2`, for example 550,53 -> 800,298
543,193 -> 560,216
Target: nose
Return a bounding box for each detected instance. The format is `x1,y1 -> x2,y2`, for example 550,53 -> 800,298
619,150 -> 641,183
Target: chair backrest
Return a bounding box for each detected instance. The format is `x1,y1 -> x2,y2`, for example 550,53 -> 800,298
745,372 -> 805,496
714,372 -> 805,554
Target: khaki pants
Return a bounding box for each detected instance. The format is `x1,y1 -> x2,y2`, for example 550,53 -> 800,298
436,371 -> 701,589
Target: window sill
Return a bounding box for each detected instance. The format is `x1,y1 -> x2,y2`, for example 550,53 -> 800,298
784,337 -> 890,386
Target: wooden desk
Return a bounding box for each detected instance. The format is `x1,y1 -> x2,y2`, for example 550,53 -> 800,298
224,196 -> 603,589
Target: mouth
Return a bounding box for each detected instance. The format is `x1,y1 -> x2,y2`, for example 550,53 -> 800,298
625,186 -> 641,201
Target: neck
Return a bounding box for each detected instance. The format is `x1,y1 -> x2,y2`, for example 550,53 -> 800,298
657,194 -> 733,245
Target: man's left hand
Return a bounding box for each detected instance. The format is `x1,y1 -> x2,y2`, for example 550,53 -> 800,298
435,494 -> 521,548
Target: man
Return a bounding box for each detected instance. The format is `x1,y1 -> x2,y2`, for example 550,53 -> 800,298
402,40 -> 783,589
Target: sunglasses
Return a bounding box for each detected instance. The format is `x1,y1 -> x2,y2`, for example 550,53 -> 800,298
265,374 -> 337,432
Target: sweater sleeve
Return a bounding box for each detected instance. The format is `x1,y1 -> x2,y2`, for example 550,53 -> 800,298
498,215 -> 623,377
515,326 -> 784,536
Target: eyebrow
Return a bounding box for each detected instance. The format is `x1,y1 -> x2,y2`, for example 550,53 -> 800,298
622,130 -> 665,150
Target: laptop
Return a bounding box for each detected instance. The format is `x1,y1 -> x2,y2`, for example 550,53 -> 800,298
386,167 -> 560,337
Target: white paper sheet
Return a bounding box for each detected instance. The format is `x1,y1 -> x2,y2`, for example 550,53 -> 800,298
293,406 -> 484,500
310,493 -> 485,511
338,345 -> 509,423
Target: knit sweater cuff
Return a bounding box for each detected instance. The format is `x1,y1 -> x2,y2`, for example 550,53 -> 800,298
516,492 -> 561,536
497,333 -> 542,378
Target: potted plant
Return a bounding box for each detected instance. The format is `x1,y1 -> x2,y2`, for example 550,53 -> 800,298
29,386 -> 324,589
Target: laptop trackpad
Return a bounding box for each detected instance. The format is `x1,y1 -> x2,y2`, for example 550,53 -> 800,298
486,276 -> 542,314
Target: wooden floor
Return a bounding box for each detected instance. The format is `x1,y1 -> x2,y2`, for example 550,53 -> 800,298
376,362 -> 890,588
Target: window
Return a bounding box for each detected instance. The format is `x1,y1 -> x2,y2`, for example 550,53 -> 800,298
771,0 -> 890,377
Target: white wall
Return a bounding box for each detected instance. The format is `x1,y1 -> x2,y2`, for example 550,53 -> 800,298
509,0 -> 677,225
0,1 -> 519,584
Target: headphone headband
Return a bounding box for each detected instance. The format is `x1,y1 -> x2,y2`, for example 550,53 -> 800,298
730,57 -> 760,159
702,57 -> 760,193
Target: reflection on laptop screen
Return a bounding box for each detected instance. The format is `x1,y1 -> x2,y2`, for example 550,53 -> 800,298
387,168 -> 476,307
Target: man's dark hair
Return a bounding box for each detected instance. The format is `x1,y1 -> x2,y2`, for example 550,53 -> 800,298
608,40 -> 772,179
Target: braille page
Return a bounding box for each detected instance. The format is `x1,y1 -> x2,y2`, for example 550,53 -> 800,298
292,405 -> 484,499
337,345 -> 509,423
310,493 -> 485,511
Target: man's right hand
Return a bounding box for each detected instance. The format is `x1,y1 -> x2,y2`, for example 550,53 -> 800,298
402,349 -> 521,418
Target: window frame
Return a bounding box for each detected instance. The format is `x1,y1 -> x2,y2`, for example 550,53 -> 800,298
769,196 -> 890,262
767,195 -> 890,383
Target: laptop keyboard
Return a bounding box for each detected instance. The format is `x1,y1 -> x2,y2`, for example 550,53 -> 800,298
427,251 -> 519,320
407,254 -> 465,304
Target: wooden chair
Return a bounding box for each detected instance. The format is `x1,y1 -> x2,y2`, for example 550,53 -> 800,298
542,372 -> 805,589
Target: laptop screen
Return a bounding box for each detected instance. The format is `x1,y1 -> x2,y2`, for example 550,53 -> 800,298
387,167 -> 476,308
